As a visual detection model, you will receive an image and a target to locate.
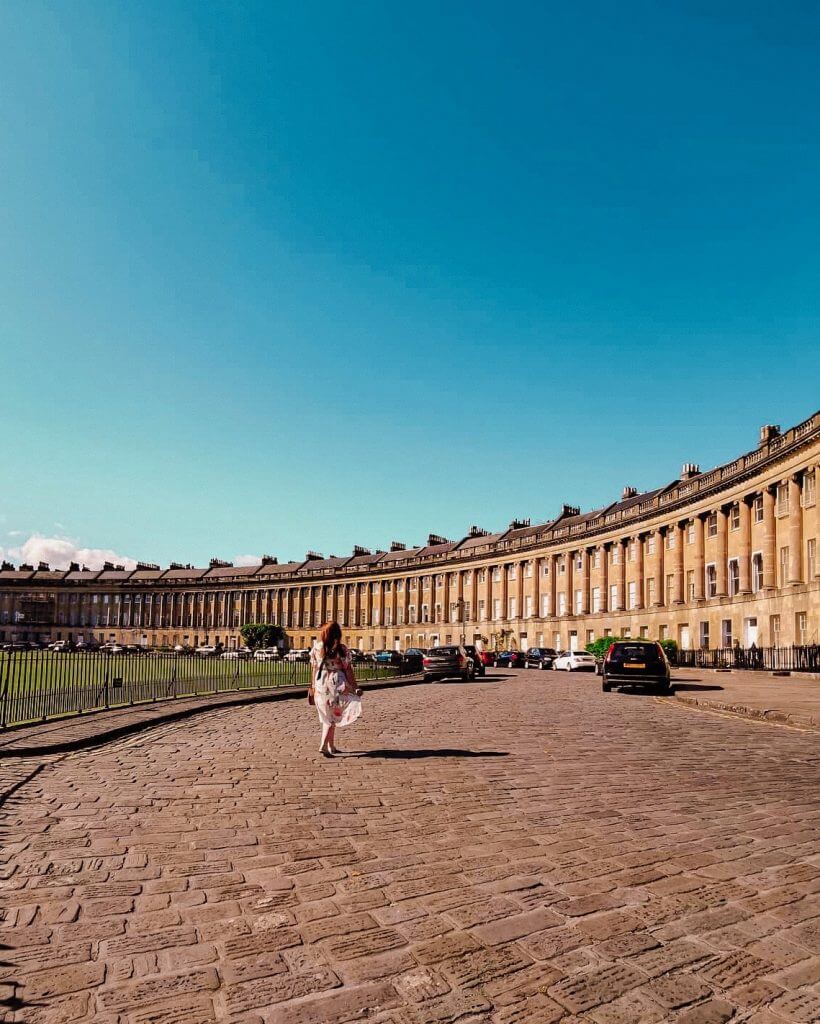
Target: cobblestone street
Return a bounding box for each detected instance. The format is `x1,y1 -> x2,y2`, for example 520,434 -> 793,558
2,670 -> 819,1024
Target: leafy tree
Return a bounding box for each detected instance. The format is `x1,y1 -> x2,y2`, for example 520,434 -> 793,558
240,623 -> 284,650
658,638 -> 678,663
585,636 -> 626,660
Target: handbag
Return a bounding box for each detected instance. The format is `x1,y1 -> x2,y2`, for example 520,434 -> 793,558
307,655 -> 325,705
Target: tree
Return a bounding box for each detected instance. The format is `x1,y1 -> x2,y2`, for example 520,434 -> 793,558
240,623 -> 284,650
585,636 -> 626,660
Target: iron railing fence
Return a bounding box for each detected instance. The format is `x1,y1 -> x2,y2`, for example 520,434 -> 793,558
676,645 -> 819,673
0,650 -> 401,730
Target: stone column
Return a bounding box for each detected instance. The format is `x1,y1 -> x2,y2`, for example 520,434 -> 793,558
532,558 -> 541,619
738,498 -> 752,594
517,560 -> 525,620
763,487 -> 777,590
565,551 -> 574,616
634,536 -> 644,610
788,474 -> 804,583
547,553 -> 557,616
580,549 -> 590,614
618,540 -> 627,611
377,580 -> 385,627
655,529 -> 665,607
693,515 -> 705,601
715,508 -> 728,597
675,522 -> 685,603
599,544 -> 609,613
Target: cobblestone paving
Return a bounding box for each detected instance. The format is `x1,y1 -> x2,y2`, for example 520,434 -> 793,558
1,670 -> 819,1024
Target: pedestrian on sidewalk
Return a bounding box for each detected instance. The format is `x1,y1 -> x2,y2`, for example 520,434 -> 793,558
310,621 -> 362,758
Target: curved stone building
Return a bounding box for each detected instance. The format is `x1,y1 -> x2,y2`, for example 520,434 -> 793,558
2,413 -> 818,652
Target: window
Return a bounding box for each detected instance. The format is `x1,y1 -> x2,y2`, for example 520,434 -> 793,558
434,603 -> 441,621
659,624 -> 669,641
464,571 -> 472,585
803,471 -> 816,507
753,495 -> 764,523
557,593 -> 566,615
575,555 -> 583,571
752,554 -> 763,593
421,604 -> 429,623
463,601 -> 471,620
777,483 -> 789,516
796,611 -> 808,645
492,567 -> 501,583
647,535 -> 655,555
700,621 -> 710,649
508,565 -> 516,581
493,599 -> 501,619
423,577 -> 430,590
629,543 -> 636,562
409,606 -> 416,624
687,521 -> 695,544
604,628 -> 612,638
779,546 -> 789,587
770,613 -> 780,644
639,626 -> 649,638
397,580 -> 404,592
592,587 -> 601,613
574,589 -> 582,614
667,530 -> 675,550
540,594 -> 549,617
706,564 -> 717,598
542,562 -> 550,576
687,570 -> 695,601
665,574 -> 674,604
478,570 -> 486,583
646,577 -> 655,605
524,562 -> 532,578
808,539 -> 816,581
508,598 -> 517,619
707,512 -> 718,538
586,629 -> 595,643
479,599 -> 486,621
558,560 -> 566,575
396,607 -> 404,625
721,619 -> 733,647
524,595 -> 532,617
730,504 -> 740,531
628,581 -> 637,609
593,550 -> 601,568
609,584 -> 618,609
728,559 -> 740,597
612,546 -> 620,565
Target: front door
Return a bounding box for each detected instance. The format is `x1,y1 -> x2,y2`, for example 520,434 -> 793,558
679,624 -> 690,650
744,617 -> 758,646
569,630 -> 578,652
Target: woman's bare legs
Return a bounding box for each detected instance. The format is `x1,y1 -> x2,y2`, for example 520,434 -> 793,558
320,721 -> 334,753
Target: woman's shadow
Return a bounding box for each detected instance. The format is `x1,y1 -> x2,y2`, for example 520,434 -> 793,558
347,748 -> 509,759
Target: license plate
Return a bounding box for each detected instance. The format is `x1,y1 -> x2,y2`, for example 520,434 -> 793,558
624,662 -> 645,669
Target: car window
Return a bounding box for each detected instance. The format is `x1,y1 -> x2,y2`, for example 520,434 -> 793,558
612,643 -> 661,659
433,646 -> 458,654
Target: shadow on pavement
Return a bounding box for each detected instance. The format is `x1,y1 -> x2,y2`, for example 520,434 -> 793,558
671,683 -> 725,692
349,748 -> 509,759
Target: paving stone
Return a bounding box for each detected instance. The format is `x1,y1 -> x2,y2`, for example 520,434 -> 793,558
548,963 -> 646,1012
223,966 -> 341,1014
766,989 -> 820,1023
98,967 -> 220,1012
270,979 -> 399,1024
641,971 -> 713,1008
440,944 -> 532,988
470,908 -> 562,945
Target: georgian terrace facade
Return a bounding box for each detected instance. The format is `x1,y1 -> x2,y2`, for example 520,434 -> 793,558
2,413 -> 818,653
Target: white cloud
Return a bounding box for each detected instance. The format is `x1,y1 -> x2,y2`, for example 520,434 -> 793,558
233,554 -> 262,567
3,534 -> 139,571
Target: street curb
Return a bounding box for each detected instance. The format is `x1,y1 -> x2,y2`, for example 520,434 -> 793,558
673,693 -> 818,732
0,673 -> 425,758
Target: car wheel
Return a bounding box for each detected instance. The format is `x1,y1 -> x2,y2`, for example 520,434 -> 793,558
565,664 -> 573,671
602,683 -> 612,693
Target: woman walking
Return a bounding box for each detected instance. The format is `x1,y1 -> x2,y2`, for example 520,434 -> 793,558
310,621 -> 362,757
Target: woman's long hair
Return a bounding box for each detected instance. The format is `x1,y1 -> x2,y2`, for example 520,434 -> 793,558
320,621 -> 343,659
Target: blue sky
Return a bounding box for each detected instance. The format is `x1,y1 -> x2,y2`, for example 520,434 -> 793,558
1,1 -> 818,569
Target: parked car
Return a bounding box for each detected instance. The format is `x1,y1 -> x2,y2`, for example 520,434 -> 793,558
254,647 -> 281,661
479,650 -> 496,668
284,648 -> 310,663
220,650 -> 249,660
100,643 -> 126,655
525,647 -> 558,670
422,645 -> 473,682
347,648 -> 368,663
495,650 -> 526,668
553,650 -> 596,672
374,650 -> 401,665
463,645 -> 486,677
195,645 -> 218,657
401,648 -> 426,673
602,641 -> 672,693
173,644 -> 193,655
47,640 -> 72,653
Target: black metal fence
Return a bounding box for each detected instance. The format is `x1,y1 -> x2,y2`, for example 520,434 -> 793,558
676,645 -> 819,673
0,650 -> 401,730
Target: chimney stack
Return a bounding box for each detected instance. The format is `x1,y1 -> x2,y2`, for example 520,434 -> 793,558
759,424 -> 781,447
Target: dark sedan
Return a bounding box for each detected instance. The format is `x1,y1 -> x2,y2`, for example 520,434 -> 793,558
495,650 -> 526,668
602,641 -> 672,694
524,647 -> 557,670
422,645 -> 473,682
401,648 -> 426,673
463,644 -> 486,677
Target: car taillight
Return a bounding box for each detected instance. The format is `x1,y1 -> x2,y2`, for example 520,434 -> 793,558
422,657 -> 431,666
458,655 -> 466,667
605,643 -> 616,662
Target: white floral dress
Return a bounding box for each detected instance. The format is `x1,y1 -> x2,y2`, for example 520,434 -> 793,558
310,643 -> 362,728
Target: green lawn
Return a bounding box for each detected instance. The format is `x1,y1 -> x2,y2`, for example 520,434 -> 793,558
0,651 -> 397,728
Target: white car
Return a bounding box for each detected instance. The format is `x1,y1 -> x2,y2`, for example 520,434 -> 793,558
553,650 -> 596,672
195,645 -> 218,657
283,648 -> 310,663
254,648 -> 281,661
